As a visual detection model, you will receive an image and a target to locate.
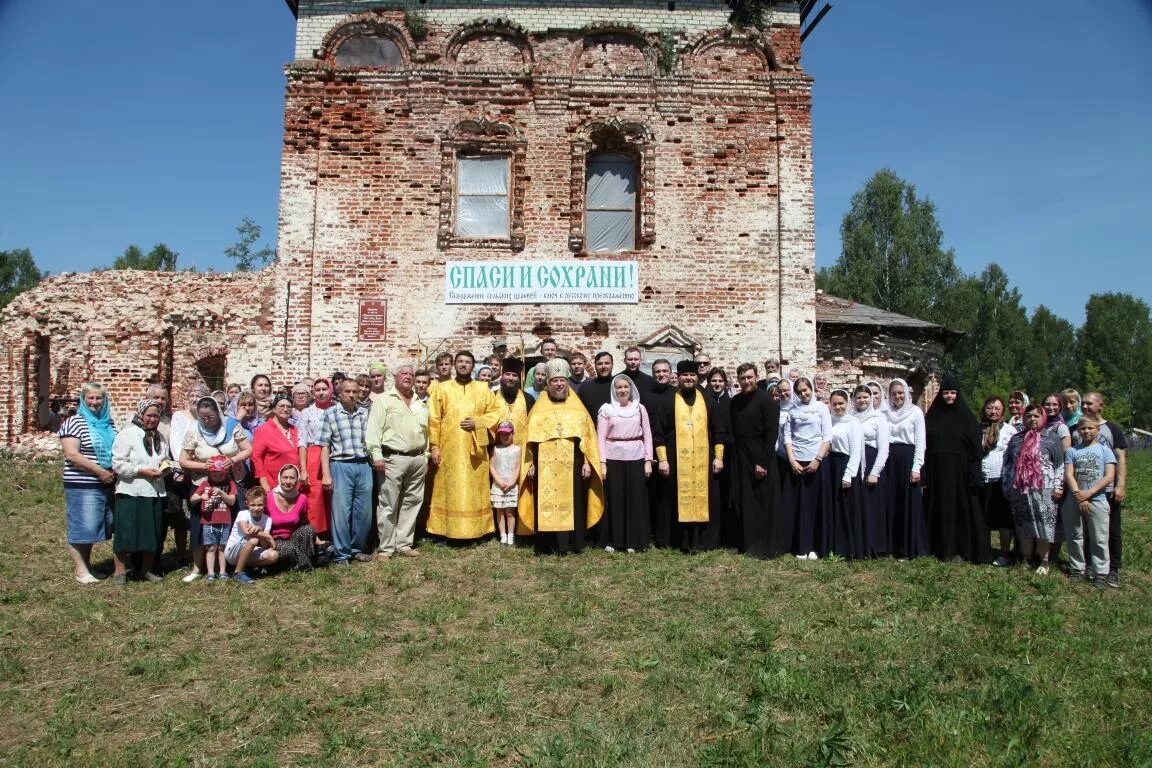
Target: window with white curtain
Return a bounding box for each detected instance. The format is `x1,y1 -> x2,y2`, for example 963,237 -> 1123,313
585,152 -> 638,252
455,155 -> 510,239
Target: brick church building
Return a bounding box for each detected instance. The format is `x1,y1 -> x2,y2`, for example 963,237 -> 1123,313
1,0 -> 825,444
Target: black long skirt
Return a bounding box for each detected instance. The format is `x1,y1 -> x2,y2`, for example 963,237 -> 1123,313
776,455 -> 794,550
979,480 -> 1013,530
534,445 -> 589,555
861,445 -> 889,557
730,452 -> 784,559
925,453 -> 990,564
782,457 -> 833,556
886,443 -> 929,558
828,452 -> 867,559
602,459 -> 650,551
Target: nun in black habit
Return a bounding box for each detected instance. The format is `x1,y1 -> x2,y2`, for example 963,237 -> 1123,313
923,372 -> 990,564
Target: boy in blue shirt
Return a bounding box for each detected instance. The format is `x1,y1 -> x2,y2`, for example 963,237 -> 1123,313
1063,415 -> 1117,590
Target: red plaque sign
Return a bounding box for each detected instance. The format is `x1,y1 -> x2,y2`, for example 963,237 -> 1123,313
358,299 -> 388,342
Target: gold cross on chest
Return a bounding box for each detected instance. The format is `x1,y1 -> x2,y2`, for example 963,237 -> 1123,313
555,420 -> 564,438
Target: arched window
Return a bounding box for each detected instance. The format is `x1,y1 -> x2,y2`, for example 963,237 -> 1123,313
455,154 -> 511,239
585,152 -> 639,253
334,35 -> 403,68
570,122 -> 653,253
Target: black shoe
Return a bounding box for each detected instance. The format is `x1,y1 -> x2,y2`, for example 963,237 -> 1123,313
1067,571 -> 1083,583
352,553 -> 374,563
1094,576 -> 1107,592
1107,570 -> 1121,589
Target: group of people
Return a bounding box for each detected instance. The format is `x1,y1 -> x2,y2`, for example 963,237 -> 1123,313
58,341 -> 1129,592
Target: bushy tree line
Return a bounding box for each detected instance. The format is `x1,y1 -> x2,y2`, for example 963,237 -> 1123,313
818,169 -> 1152,428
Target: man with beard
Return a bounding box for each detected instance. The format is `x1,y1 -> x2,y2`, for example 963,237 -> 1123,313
578,351 -> 616,419
493,358 -> 534,449
729,363 -> 783,558
622,346 -> 655,394
427,351 -> 502,540
518,359 -> 604,554
653,360 -> 727,552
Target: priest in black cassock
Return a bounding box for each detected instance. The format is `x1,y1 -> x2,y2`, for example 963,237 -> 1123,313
578,351 -> 615,419
730,363 -> 784,558
646,358 -> 676,548
653,360 -> 728,552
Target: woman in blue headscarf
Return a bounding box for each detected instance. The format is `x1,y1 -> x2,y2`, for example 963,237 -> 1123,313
59,383 -> 118,584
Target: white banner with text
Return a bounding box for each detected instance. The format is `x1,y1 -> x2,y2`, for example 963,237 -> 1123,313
444,260 -> 639,304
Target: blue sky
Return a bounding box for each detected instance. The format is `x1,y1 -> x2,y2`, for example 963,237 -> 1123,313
1,0 -> 1149,323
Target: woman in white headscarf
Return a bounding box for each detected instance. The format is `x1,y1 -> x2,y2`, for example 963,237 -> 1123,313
596,374 -> 653,553
827,388 -> 866,558
853,384 -> 889,557
782,377 -> 833,560
885,378 -> 928,558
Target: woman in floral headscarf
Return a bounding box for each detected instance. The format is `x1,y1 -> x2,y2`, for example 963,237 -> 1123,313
110,399 -> 169,584
59,383 -> 117,584
1002,403 -> 1066,575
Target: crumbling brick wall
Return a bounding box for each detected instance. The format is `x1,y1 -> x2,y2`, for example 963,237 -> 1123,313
0,271 -> 274,444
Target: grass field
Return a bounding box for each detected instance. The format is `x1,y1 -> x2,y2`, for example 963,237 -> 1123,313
1,453 -> 1149,767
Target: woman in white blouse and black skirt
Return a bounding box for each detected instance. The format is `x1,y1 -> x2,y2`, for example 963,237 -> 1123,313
885,378 -> 929,558
783,377 -> 832,560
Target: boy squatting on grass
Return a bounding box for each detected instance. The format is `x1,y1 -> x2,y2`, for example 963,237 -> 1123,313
190,455 -> 237,583
225,486 -> 279,585
1062,414 -> 1117,591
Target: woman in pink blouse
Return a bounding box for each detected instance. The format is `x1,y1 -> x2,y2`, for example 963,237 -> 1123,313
597,374 -> 654,553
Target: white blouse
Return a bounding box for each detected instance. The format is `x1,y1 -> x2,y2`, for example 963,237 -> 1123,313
829,418 -> 863,484
981,423 -> 1017,482
857,411 -> 890,480
888,408 -> 926,473
112,423 -> 168,498
784,401 -> 832,462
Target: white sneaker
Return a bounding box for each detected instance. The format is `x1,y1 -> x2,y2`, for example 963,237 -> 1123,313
796,554 -> 807,560
626,548 -> 636,554
181,571 -> 202,584
74,572 -> 101,585
499,533 -> 508,545
604,545 -> 616,553
507,534 -> 515,546
807,551 -> 819,561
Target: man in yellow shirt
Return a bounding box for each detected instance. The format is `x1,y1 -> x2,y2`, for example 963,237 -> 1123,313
366,365 -> 428,558
427,351 -> 502,540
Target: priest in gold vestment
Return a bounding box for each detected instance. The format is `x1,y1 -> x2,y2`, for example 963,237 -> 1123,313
518,358 -> 604,554
654,360 -> 727,552
428,351 -> 503,539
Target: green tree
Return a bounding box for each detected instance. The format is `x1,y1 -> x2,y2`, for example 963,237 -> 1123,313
816,169 -> 964,326
1079,292 -> 1152,427
1020,305 -> 1078,397
224,216 -> 276,272
945,264 -> 1031,401
0,248 -> 44,310
113,243 -> 179,271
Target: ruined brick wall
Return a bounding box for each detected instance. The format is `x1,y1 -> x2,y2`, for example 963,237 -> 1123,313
274,0 -> 815,383
0,271 -> 275,444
